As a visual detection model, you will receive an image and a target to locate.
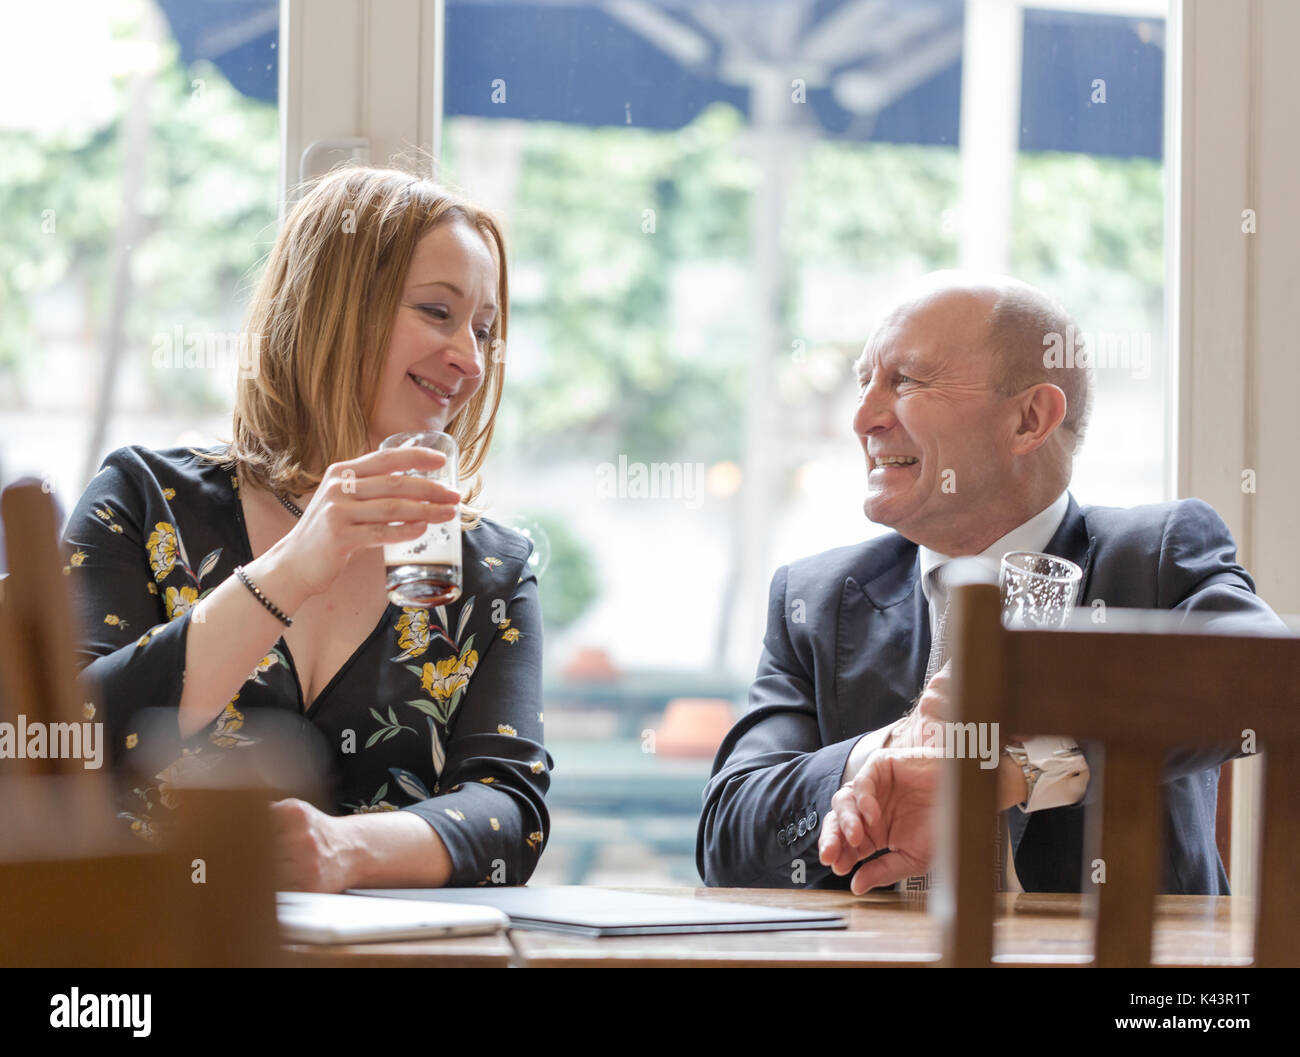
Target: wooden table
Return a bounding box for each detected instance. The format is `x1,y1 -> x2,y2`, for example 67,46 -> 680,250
283,932 -> 518,968
280,886 -> 1257,967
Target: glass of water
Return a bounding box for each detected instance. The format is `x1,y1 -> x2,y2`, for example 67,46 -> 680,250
378,430 -> 461,607
999,551 -> 1083,629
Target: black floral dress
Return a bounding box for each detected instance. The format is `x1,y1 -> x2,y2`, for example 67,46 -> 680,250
60,444 -> 551,886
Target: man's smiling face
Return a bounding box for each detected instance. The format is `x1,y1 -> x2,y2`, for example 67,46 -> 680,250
853,288 -> 1026,551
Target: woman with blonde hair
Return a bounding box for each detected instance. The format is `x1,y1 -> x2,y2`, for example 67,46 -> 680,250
61,165 -> 549,890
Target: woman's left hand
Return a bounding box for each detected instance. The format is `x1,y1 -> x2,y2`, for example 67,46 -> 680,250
270,797 -> 356,892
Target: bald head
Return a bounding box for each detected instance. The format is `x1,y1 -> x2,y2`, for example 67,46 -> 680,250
886,271 -> 1093,455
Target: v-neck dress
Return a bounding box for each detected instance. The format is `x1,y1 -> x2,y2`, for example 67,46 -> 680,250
59,443 -> 551,886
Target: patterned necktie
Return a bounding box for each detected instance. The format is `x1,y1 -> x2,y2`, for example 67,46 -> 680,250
902,571 -> 946,893
902,568 -> 1012,893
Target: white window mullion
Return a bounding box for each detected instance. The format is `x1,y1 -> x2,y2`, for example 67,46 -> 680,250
278,0 -> 441,212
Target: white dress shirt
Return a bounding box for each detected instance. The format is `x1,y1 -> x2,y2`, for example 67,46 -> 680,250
916,490 -> 1089,815
841,492 -> 1089,889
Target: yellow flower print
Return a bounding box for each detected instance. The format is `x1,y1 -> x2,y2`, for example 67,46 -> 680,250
481,556 -> 503,569
497,618 -> 511,629
153,746 -> 220,809
83,702 -> 95,720
229,474 -> 239,494
497,724 -> 516,736
353,802 -> 398,813
94,503 -> 124,532
128,815 -> 159,843
526,830 -> 543,850
103,613 -> 129,629
419,646 -> 479,702
210,697 -> 256,748
479,777 -> 496,784
248,653 -> 276,680
135,625 -> 164,649
69,549 -> 87,567
147,582 -> 158,595
500,627 -> 521,644
163,585 -> 198,621
126,733 -> 138,749
146,522 -> 179,581
529,760 -> 544,774
395,608 -> 432,661
444,808 -> 467,822
162,487 -> 176,500
490,817 -> 500,831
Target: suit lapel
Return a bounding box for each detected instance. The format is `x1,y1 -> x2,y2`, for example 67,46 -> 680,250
833,536 -> 929,740
1044,492 -> 1097,603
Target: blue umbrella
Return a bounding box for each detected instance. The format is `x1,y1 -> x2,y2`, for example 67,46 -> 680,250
157,0 -> 1163,159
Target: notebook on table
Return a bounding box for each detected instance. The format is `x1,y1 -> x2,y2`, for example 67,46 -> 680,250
347,886 -> 846,937
276,891 -> 508,944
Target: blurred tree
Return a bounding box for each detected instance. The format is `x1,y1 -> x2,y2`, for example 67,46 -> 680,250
0,1 -> 277,411
520,512 -> 599,634
3,15 -> 1164,646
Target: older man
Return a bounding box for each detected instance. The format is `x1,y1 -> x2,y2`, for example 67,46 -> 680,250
696,272 -> 1284,895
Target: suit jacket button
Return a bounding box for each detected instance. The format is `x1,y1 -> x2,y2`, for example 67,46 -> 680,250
786,824 -> 797,844
777,828 -> 787,846
797,818 -> 807,837
808,809 -> 818,828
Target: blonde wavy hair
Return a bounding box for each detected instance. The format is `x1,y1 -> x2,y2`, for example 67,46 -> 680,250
193,164 -> 508,528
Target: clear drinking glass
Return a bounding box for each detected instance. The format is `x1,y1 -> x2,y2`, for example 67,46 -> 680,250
998,551 -> 1083,629
379,430 -> 461,607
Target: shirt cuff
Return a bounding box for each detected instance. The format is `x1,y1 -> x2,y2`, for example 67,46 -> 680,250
1017,734 -> 1090,812
840,724 -> 894,785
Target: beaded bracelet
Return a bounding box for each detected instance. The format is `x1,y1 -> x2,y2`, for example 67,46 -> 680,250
233,565 -> 293,627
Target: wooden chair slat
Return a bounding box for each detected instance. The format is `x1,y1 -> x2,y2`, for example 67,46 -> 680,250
945,581 -> 1298,968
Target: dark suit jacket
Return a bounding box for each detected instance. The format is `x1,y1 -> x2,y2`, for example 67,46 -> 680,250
697,495 -> 1287,894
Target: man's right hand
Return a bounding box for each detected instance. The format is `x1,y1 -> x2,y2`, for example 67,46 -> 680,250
819,746 -> 944,891
822,661 -> 953,879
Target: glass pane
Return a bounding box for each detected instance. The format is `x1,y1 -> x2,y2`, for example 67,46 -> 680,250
0,0 -> 281,529
440,0 -> 1169,886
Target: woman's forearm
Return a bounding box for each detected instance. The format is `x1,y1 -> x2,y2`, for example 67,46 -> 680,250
335,811 -> 454,888
178,538 -> 314,738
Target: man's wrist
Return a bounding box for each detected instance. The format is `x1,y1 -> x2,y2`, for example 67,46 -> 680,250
997,752 -> 1029,811
841,725 -> 893,786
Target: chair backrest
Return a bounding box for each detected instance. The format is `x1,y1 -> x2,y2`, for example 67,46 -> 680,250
939,582 -> 1300,967
0,479 -> 86,777
0,479 -> 279,966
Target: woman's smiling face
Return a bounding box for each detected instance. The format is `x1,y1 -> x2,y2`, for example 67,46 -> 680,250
367,219 -> 498,448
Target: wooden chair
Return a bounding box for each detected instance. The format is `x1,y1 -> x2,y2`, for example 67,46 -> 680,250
940,581 -> 1299,967
0,479 -> 279,966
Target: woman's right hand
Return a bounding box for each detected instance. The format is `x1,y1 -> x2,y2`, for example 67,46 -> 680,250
275,446 -> 460,599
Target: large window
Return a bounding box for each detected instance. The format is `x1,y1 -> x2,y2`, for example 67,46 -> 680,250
437,0 -> 1170,885
0,0 -> 280,510
1,0 -> 1173,889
